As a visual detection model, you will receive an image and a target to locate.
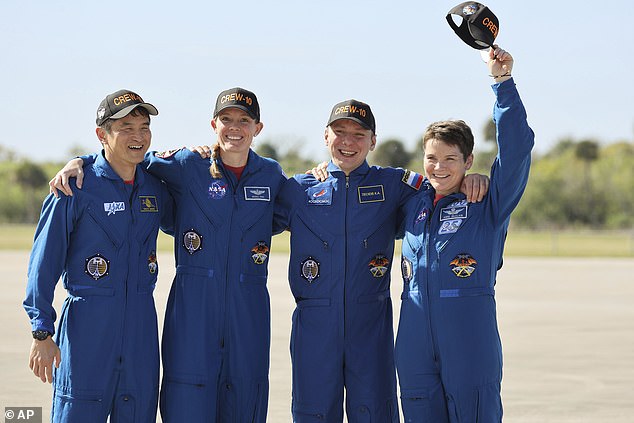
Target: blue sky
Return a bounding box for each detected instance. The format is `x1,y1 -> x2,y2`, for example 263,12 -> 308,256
1,1 -> 632,162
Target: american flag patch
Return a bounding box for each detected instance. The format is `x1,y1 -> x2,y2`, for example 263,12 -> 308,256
402,170 -> 423,190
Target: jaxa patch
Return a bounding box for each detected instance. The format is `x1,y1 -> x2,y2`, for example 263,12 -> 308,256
306,185 -> 332,205
139,196 -> 159,212
183,230 -> 203,255
440,200 -> 468,221
358,185 -> 385,203
155,148 -> 182,158
369,254 -> 390,278
104,201 -> 125,216
401,256 -> 413,283
251,241 -> 270,264
402,170 -> 424,190
449,254 -> 477,278
208,181 -> 228,199
85,254 -> 109,280
148,251 -> 158,274
438,219 -> 463,235
415,207 -> 429,224
244,186 -> 271,201
301,257 -> 320,283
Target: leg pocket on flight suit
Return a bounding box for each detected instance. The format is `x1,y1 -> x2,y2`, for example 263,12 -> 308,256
400,390 -> 432,422
347,398 -> 399,423
112,394 -> 136,423
446,381 -> 502,423
160,377 -> 214,423
292,402 -> 328,422
218,380 -> 268,423
52,388 -> 104,423
350,404 -> 372,423
249,382 -> 268,423
475,382 -> 502,423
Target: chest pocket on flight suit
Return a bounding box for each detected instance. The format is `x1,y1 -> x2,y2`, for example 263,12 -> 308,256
238,198 -> 273,286
291,212 -> 335,299
434,214 -> 494,298
65,205 -> 124,296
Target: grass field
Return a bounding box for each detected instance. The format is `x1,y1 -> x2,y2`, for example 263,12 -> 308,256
2,224 -> 632,257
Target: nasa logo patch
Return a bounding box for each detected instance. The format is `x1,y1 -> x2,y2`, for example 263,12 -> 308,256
208,181 -> 228,199
415,207 -> 429,224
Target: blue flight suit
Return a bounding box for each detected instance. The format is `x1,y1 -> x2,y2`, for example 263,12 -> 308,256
395,79 -> 534,422
144,148 -> 286,423
276,162 -> 421,422
24,152 -> 174,423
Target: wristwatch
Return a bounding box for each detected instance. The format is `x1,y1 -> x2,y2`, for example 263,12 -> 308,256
32,330 -> 52,341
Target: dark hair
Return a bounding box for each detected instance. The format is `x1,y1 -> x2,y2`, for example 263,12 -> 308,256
99,107 -> 150,133
422,120 -> 474,161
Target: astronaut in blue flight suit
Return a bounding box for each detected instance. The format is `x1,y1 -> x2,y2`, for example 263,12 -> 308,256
395,46 -> 534,422
53,88 -> 287,422
275,99 -> 491,423
150,89 -> 286,423
24,90 -> 174,423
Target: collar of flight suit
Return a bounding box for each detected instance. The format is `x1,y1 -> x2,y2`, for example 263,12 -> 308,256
93,149 -> 147,185
326,160 -> 370,177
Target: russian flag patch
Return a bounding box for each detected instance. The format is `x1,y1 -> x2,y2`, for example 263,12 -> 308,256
402,170 -> 423,190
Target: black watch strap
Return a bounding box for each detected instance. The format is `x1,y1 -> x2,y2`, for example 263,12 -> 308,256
32,330 -> 52,341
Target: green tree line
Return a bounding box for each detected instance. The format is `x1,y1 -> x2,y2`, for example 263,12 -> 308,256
1,127 -> 633,229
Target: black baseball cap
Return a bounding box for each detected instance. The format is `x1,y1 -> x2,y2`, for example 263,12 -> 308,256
446,2 -> 499,50
96,89 -> 158,126
213,87 -> 260,122
327,99 -> 376,134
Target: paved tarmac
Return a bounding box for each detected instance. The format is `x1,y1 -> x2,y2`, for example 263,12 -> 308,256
2,251 -> 633,422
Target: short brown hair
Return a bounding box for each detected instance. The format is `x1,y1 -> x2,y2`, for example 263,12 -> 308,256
422,120 -> 474,161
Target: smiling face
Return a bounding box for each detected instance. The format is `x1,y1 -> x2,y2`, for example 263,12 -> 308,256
211,107 -> 263,165
325,119 -> 376,175
97,110 -> 151,178
423,138 -> 473,196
